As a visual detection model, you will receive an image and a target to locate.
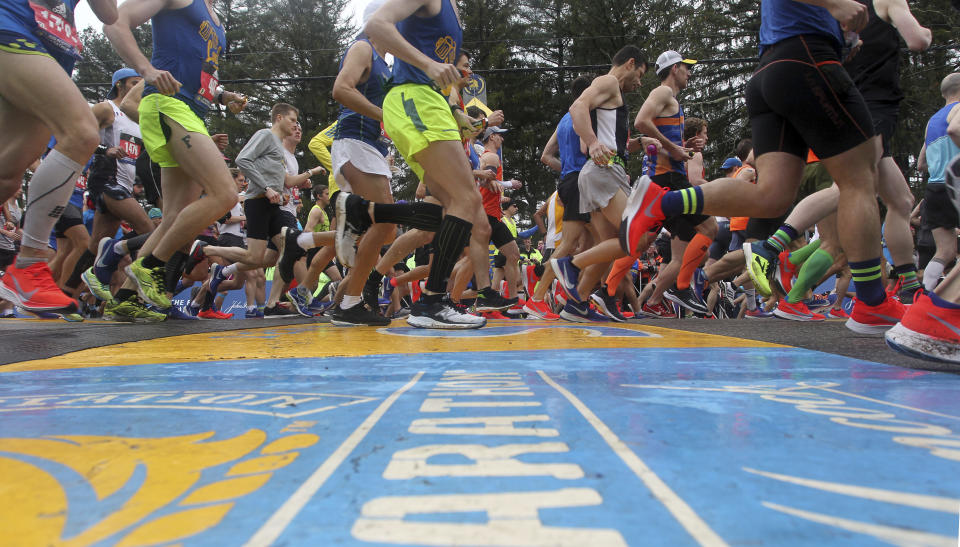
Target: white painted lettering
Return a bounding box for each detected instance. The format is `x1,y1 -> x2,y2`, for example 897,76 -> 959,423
419,398 -> 541,413
383,443 -> 583,479
409,415 -> 559,437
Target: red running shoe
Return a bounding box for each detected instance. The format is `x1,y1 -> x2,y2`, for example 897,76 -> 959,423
0,261 -> 77,313
773,298 -> 825,321
845,296 -> 905,335
775,250 -> 797,294
523,299 -> 559,320
827,308 -> 849,319
641,300 -> 676,318
886,291 -> 960,363
198,308 -> 233,319
620,176 -> 667,255
481,310 -> 508,320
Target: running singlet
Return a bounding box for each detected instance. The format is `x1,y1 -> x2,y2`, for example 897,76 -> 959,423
335,39 -> 391,156
144,0 -> 225,118
924,102 -> 960,184
589,97 -> 629,164
545,191 -> 563,249
654,105 -> 686,176
105,100 -> 143,191
392,0 -> 462,87
556,113 -> 588,177
479,150 -> 503,219
311,205 -> 330,233
0,0 -> 83,61
758,0 -> 843,55
844,1 -> 901,104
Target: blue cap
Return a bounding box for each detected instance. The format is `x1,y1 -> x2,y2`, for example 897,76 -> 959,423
720,157 -> 742,170
148,208 -> 162,219
108,68 -> 140,99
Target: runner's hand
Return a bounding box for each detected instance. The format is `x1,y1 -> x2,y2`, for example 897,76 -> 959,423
829,0 -> 868,33
265,188 -> 282,205
224,92 -> 248,114
426,61 -> 462,90
684,136 -> 706,153
105,146 -> 126,159
487,110 -> 504,127
143,67 -> 181,96
588,141 -> 614,165
667,143 -> 694,162
453,109 -> 483,139
415,182 -> 427,200
211,133 -> 229,151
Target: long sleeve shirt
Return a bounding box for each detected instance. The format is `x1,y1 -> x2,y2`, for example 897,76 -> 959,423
237,128 -> 287,197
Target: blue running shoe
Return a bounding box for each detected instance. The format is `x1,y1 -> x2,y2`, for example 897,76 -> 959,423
93,236 -> 123,284
286,287 -> 311,317
245,308 -> 260,318
559,300 -> 591,323
585,306 -> 611,322
308,300 -> 333,315
163,306 -> 199,320
550,256 -> 582,303
208,264 -> 227,295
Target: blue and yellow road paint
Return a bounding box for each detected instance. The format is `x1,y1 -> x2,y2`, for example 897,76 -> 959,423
0,321 -> 958,546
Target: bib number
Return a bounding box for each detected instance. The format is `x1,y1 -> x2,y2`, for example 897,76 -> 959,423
119,133 -> 142,160
75,173 -> 87,191
29,1 -> 82,59
198,66 -> 219,104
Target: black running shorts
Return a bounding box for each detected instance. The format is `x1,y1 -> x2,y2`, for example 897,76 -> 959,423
867,100 -> 899,158
487,215 -> 515,249
245,197 -> 295,242
923,184 -> 959,230
557,171 -> 590,223
53,203 -> 84,238
748,35 -> 875,160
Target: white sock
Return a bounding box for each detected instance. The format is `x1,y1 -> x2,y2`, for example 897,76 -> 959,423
297,232 -> 317,250
222,263 -> 239,277
19,149 -> 82,260
247,305 -> 256,311
923,260 -> 945,290
341,294 -> 361,309
745,289 -> 757,311
112,240 -> 127,255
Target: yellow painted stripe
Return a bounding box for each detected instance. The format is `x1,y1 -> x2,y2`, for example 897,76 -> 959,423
2,322 -> 786,372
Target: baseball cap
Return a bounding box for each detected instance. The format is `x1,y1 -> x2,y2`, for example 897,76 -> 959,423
482,126 -> 508,142
361,0 -> 386,30
721,157 -> 742,170
655,51 -> 696,76
107,68 -> 140,99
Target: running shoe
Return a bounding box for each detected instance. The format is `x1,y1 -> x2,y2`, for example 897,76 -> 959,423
286,286 -> 312,317
897,285 -> 922,305
885,290 -> 960,364
93,236 -> 124,284
744,308 -> 773,319
476,287 -> 517,312
559,300 -> 591,323
330,302 -> 392,326
407,298 -> 487,329
663,286 -> 708,314
81,267 -> 114,304
804,292 -> 837,311
743,241 -> 777,297
590,290 -> 626,322
773,298 -> 825,321
264,304 -> 297,317
522,264 -> 539,298
125,257 -> 171,309
523,299 -> 560,320
845,296 -> 906,335
775,250 -> 797,294
550,256 -> 582,303
0,261 -> 77,313
60,313 -> 84,322
481,310 -> 509,319
209,264 -> 230,297
104,296 -> 167,323
334,191 -> 370,268
198,308 -> 233,319
245,308 -> 260,319
641,300 -> 676,318
827,308 -> 849,319
184,240 -> 207,274
620,175 -> 667,254
277,227 -> 306,284
165,306 -> 199,320
308,300 -> 334,315
362,275 -> 382,310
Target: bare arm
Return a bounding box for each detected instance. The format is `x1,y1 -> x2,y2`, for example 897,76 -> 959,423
103,0 -> 182,95
917,143 -> 927,174
874,0 -> 932,51
332,41 -> 384,122
90,101 -> 115,129
532,200 -> 548,235
570,74 -> 618,164
364,0 -> 461,90
635,86 -> 690,162
119,78 -> 145,122
88,0 -> 119,25
540,129 -> 561,172
687,152 -> 707,186
947,105 -> 960,147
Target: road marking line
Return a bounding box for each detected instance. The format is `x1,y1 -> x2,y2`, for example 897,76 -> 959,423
763,502 -> 955,546
813,386 -> 960,421
537,370 -> 728,547
245,371 -> 424,546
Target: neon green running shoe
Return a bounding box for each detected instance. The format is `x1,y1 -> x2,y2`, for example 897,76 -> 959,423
59,313 -> 84,322
124,257 -> 171,309
81,267 -> 114,304
104,297 -> 167,323
743,241 -> 776,298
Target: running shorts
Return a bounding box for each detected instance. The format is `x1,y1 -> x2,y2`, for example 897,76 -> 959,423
382,84 -> 460,180
652,171 -> 708,242
53,203 -> 82,238
923,184 -> 959,230
748,34 -> 874,160
331,138 -> 392,194
95,181 -> 134,213
867,100 -> 899,158
487,215 -> 514,249
139,93 -> 210,168
0,29 -> 75,73
709,218 -> 731,260
557,171 -> 590,223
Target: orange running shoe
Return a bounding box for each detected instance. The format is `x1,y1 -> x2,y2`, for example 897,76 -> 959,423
0,261 -> 77,312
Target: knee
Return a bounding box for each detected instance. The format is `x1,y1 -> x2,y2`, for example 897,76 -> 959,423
472,220 -> 491,241
504,247 -> 520,261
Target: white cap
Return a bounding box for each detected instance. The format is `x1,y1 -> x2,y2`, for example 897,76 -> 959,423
362,0 -> 386,27
655,50 -> 696,75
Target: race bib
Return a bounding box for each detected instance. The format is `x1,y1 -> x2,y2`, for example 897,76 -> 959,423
119,132 -> 142,160
75,173 -> 87,191
29,1 -> 82,59
198,64 -> 219,105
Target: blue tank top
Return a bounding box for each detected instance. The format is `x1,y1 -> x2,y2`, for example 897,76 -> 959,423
468,141 -> 480,170
654,104 -> 686,176
556,113 -> 587,177
759,0 -> 843,55
924,102 -> 960,184
392,0 -> 462,87
0,0 -> 83,61
144,0 -> 225,118
335,39 -> 391,156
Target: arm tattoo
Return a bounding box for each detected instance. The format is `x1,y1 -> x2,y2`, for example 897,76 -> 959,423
182,135 -> 192,149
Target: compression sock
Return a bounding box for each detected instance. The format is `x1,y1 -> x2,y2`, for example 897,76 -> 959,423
660,186 -> 705,216
373,202 -> 444,232
65,249 -> 96,289
424,215 -> 472,294
788,239 -> 821,266
893,263 -> 921,292
849,257 -> 886,306
18,149 -> 82,264
786,248 -> 834,303
765,224 -> 799,253
676,233 -> 712,290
